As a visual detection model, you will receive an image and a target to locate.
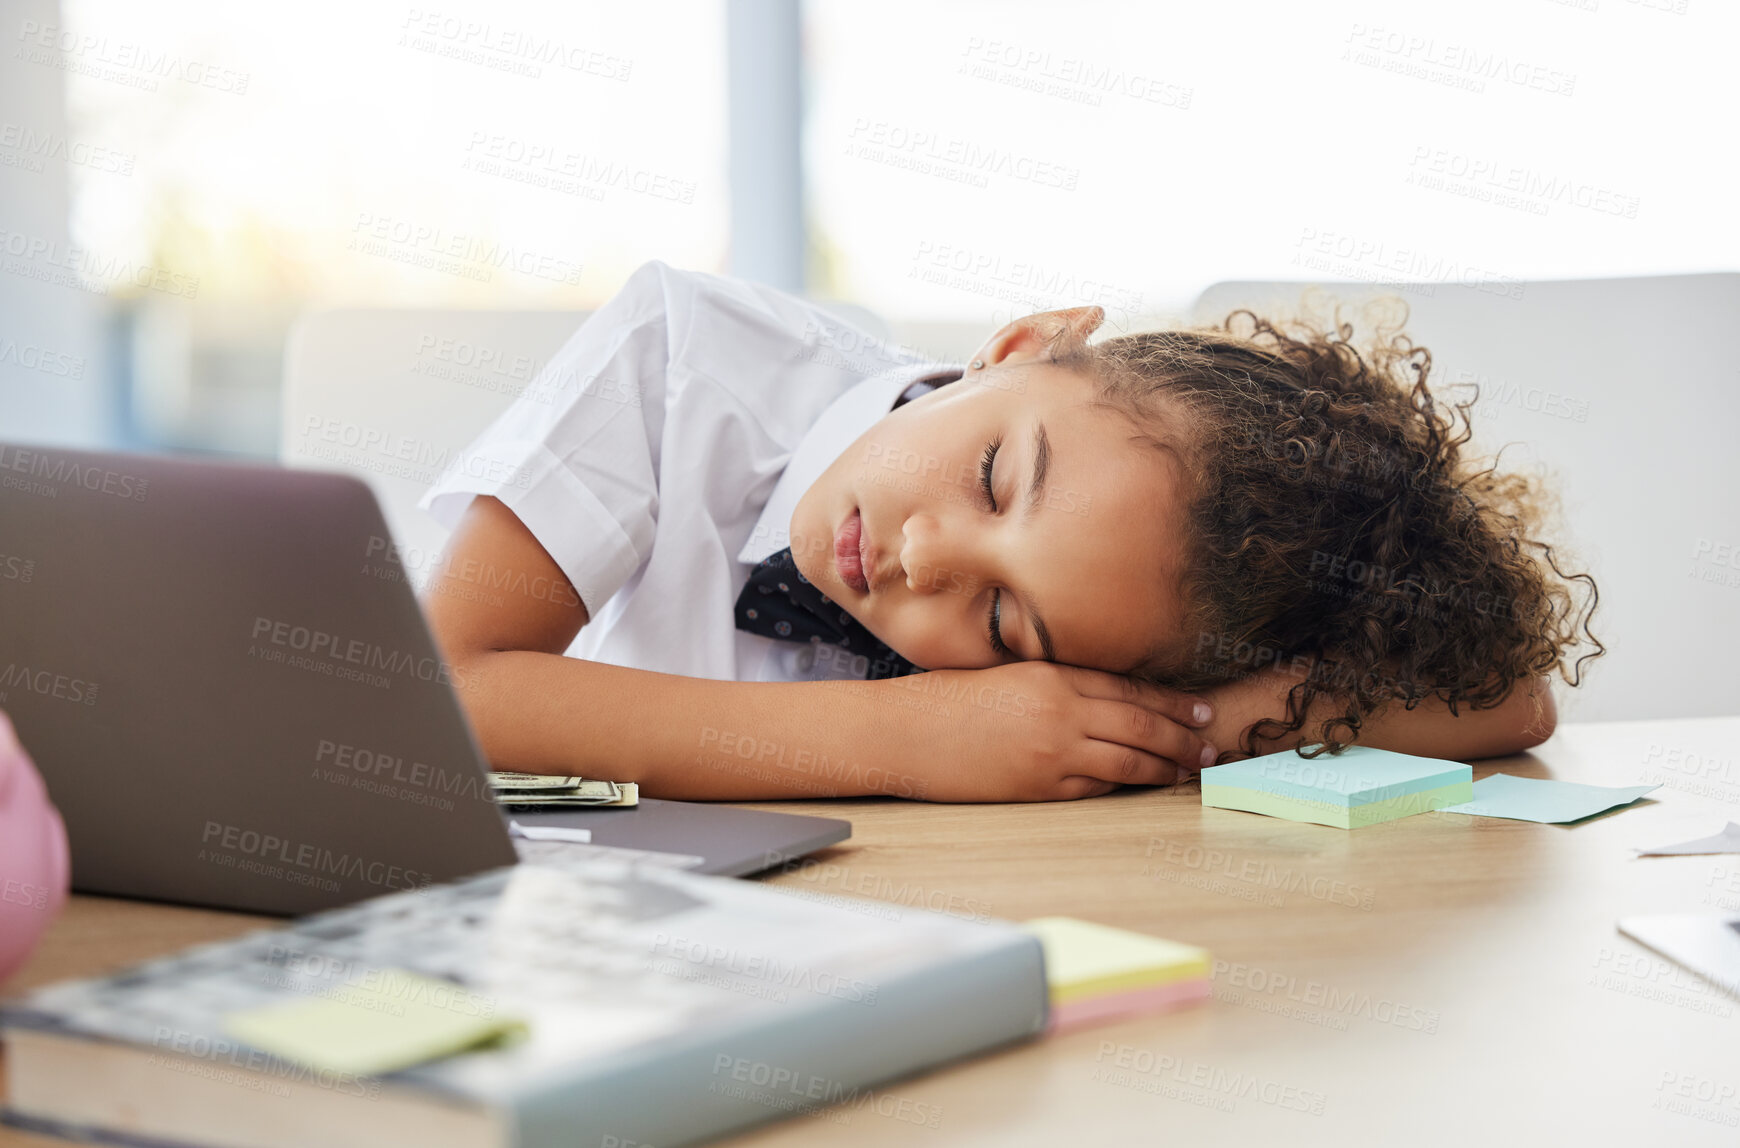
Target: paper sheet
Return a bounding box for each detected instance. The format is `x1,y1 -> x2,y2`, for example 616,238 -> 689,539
509,820 -> 592,844
1636,822 -> 1740,856
1437,773 -> 1658,824
222,968 -> 526,1075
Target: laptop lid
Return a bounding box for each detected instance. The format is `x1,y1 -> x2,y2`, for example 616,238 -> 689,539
0,444 -> 523,915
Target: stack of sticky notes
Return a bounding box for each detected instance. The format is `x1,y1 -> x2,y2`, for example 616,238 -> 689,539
1200,745 -> 1473,829
1024,917 -> 1211,1033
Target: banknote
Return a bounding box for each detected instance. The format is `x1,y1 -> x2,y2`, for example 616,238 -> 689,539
497,782 -> 619,803
488,772 -> 592,791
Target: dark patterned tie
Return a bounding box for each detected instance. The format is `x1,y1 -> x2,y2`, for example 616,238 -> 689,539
734,547 -> 924,679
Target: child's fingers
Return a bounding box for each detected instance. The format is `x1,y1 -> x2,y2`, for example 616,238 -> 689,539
1051,776 -> 1119,801
1060,666 -> 1213,727
1071,740 -> 1183,788
1078,699 -> 1217,772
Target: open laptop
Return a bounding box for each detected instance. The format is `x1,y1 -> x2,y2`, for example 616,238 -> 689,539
0,443 -> 849,915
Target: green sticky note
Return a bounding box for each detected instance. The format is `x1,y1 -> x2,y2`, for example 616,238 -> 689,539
1202,780 -> 1473,829
1436,773 -> 1659,824
223,969 -> 523,1076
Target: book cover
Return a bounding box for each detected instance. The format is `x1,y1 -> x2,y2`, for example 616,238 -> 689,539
3,856 -> 1046,1148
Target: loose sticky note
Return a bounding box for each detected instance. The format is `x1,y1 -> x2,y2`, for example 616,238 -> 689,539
223,968 -> 523,1076
1024,917 -> 1211,1032
1200,746 -> 1472,829
1636,823 -> 1740,856
1436,773 -> 1658,824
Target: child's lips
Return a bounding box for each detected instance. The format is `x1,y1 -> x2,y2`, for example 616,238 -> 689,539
835,508 -> 869,593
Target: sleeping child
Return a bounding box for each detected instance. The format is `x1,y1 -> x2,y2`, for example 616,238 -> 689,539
416,262 -> 1599,802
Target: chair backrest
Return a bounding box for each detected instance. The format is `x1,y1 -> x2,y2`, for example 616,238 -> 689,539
1191,274 -> 1740,723
281,309 -> 591,577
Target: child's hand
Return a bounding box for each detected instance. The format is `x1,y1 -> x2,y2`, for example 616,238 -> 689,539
1195,668 -> 1298,763
880,663 -> 1216,802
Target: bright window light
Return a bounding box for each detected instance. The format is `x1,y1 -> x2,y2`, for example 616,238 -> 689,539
57,0 -> 729,307
805,0 -> 1738,329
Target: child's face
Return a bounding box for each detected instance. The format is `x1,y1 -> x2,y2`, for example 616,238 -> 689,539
791,317 -> 1191,675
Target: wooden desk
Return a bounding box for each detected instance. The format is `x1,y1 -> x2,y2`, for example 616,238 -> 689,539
5,718 -> 1739,1146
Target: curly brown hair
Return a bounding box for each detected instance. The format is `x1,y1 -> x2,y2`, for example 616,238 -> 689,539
1052,300 -> 1603,756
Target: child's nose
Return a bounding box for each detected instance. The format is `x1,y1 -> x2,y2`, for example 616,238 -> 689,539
899,513 -> 981,595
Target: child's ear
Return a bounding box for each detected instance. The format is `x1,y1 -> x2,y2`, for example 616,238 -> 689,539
969,306 -> 1105,369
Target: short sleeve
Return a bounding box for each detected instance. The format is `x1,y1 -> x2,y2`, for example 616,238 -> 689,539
419,261 -> 677,615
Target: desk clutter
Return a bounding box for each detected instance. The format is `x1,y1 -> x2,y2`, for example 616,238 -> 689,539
1200,746 -> 1472,828
0,744 -> 1704,1147
0,859 -> 1048,1148
1439,773 -> 1659,823
1201,746 -> 1660,829
489,772 -> 640,809
0,857 -> 1216,1145
1635,822 -> 1740,856
1024,917 -> 1211,1033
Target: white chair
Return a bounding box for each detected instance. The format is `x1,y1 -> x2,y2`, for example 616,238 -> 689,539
1191,274 -> 1740,723
281,309 -> 592,576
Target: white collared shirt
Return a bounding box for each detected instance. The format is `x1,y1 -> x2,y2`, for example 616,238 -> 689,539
419,261 -> 962,683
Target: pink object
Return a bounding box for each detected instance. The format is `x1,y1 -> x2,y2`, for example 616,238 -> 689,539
0,710 -> 70,986
1047,978 -> 1212,1034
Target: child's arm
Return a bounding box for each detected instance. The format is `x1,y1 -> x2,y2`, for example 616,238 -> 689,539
424,497 -> 1219,803
1199,664 -> 1556,763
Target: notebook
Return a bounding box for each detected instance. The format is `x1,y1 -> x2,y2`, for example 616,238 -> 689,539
2,857 -> 1047,1147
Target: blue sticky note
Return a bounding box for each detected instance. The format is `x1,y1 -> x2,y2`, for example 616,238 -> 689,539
1204,746 -> 1469,804
1201,746 -> 1472,828
1436,773 -> 1659,824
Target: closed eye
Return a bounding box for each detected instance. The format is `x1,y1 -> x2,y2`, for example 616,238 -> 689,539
986,589 -> 1012,657
979,437 -> 1001,512
980,436 -> 1013,657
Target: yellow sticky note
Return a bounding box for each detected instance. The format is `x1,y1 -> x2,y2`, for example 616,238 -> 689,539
223,968 -> 524,1076
1024,917 -> 1211,1005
